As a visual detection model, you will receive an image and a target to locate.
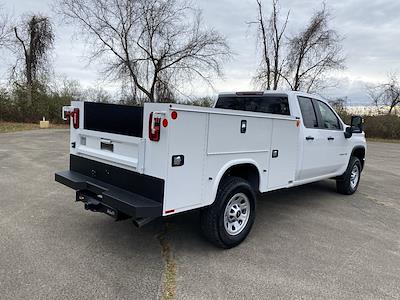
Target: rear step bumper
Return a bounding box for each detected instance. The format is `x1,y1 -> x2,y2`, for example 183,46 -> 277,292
55,170 -> 162,219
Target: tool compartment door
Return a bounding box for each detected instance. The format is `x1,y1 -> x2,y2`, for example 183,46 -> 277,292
163,110 -> 208,213
267,119 -> 299,190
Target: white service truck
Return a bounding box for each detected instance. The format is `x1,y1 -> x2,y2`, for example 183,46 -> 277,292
55,91 -> 366,248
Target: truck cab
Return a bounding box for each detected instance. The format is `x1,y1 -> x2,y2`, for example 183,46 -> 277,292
215,91 -> 366,185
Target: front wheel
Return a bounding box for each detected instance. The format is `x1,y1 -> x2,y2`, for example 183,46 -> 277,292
336,156 -> 362,195
200,176 -> 256,249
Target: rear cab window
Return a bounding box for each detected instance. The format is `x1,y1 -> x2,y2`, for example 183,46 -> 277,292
298,96 -> 318,128
215,94 -> 290,116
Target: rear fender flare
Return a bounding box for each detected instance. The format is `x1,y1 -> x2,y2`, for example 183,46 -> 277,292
207,159 -> 262,206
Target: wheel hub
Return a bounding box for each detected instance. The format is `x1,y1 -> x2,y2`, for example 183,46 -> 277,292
224,193 -> 250,236
350,164 -> 360,189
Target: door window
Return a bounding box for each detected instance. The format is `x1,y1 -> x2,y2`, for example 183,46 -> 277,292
298,97 -> 318,128
316,101 -> 341,130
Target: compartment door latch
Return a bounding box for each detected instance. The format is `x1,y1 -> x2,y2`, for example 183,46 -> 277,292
240,120 -> 247,133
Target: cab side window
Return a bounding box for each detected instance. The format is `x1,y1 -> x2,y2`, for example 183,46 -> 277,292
298,97 -> 318,128
316,101 -> 341,130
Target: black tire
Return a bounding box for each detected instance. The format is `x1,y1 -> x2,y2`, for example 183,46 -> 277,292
336,156 -> 362,195
200,176 -> 256,249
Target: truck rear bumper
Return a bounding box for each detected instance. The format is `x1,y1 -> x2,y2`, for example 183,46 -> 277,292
55,170 -> 162,219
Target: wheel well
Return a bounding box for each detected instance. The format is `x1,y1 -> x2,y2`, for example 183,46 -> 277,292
220,164 -> 260,192
352,147 -> 365,169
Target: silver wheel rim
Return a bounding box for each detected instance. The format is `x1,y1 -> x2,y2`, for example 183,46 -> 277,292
224,192 -> 250,236
350,164 -> 359,190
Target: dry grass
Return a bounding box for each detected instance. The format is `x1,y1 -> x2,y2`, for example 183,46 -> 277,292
367,138 -> 400,144
157,224 -> 177,300
0,122 -> 68,133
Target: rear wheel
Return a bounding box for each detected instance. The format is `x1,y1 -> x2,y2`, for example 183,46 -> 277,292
336,156 -> 362,195
200,176 -> 256,249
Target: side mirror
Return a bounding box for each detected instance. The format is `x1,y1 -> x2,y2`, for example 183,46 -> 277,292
62,106 -> 73,121
344,126 -> 352,139
351,115 -> 363,133
344,116 -> 364,139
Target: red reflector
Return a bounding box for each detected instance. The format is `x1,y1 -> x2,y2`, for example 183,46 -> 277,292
165,209 -> 175,214
149,112 -> 161,141
162,119 -> 168,127
171,111 -> 178,120
72,108 -> 79,129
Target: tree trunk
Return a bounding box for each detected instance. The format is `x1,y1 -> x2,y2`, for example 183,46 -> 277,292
257,0 -> 270,90
26,54 -> 32,106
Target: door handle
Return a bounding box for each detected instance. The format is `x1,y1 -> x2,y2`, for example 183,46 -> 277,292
305,136 -> 314,141
327,137 -> 335,141
100,139 -> 113,144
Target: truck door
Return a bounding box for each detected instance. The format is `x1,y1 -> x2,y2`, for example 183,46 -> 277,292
297,96 -> 327,180
313,100 -> 348,174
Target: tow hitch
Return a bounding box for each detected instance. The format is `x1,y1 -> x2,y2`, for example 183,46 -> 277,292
76,191 -> 130,221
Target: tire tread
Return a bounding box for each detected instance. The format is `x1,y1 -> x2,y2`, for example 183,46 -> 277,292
200,176 -> 255,248
336,156 -> 361,195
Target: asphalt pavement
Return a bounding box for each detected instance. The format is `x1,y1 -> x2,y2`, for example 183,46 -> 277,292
0,130 -> 399,299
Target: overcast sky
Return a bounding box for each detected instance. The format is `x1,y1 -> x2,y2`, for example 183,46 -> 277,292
1,0 -> 400,104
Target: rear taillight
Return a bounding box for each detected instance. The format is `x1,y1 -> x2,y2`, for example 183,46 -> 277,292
66,108 -> 80,129
149,112 -> 161,141
72,108 -> 80,129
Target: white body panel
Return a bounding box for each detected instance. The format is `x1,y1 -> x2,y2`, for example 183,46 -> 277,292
66,91 -> 366,217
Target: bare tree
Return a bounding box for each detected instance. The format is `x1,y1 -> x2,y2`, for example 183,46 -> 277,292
368,74 -> 400,115
329,96 -> 348,117
367,84 -> 383,113
0,5 -> 11,49
188,96 -> 214,107
284,6 -> 345,92
82,86 -> 112,103
12,15 -> 54,104
56,0 -> 230,103
253,0 -> 289,90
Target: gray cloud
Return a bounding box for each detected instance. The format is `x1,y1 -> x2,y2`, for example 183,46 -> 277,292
1,0 -> 399,104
